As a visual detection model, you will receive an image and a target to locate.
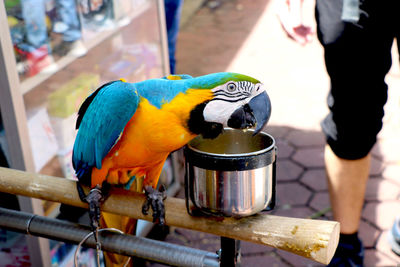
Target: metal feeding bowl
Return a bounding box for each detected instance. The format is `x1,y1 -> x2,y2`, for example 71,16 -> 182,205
184,128 -> 276,217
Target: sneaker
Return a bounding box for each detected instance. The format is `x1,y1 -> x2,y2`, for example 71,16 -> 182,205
388,216 -> 400,256
15,44 -> 57,77
54,40 -> 87,58
327,237 -> 364,267
52,21 -> 69,34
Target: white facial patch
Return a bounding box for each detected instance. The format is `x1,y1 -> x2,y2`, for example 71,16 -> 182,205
203,100 -> 243,126
203,81 -> 266,125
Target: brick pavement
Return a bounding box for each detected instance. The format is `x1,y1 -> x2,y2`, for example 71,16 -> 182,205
150,0 -> 400,266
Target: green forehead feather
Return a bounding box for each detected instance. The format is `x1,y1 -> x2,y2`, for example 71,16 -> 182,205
186,72 -> 260,89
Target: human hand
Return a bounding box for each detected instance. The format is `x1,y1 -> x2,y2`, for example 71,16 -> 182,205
276,0 -> 315,45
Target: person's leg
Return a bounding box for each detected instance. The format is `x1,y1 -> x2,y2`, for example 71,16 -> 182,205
164,0 -> 183,74
20,0 -> 47,51
388,14 -> 400,256
325,145 -> 370,234
316,0 -> 396,265
55,0 -> 82,42
16,0 -> 57,76
53,0 -> 87,58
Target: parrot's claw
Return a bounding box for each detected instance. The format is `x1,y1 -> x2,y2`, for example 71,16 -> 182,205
142,185 -> 167,225
86,185 -> 104,231
77,184 -> 105,251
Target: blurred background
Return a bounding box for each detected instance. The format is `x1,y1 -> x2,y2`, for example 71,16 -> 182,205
0,0 -> 399,266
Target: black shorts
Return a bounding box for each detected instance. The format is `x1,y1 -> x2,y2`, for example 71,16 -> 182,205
315,0 -> 400,159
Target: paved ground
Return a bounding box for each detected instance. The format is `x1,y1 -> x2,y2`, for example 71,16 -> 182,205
150,0 -> 400,266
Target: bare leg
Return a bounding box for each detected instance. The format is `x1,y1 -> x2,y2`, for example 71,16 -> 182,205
324,145 -> 371,234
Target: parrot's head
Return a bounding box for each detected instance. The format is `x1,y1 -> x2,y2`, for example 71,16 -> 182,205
186,72 -> 271,138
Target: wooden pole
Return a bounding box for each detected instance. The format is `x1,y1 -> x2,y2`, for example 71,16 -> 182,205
0,167 -> 339,264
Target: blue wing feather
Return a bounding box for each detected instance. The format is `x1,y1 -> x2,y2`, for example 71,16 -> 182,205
162,74 -> 193,80
134,78 -> 190,109
72,81 -> 139,181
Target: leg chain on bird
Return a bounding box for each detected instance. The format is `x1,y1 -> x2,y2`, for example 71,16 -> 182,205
74,228 -> 131,267
76,184 -> 113,266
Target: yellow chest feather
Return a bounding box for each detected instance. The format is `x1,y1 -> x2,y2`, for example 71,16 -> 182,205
120,88 -> 213,152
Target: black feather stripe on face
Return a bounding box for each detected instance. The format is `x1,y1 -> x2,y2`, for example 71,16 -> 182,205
187,101 -> 224,139
211,96 -> 249,103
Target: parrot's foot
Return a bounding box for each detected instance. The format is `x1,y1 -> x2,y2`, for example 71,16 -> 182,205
85,185 -> 104,230
142,185 -> 167,225
76,183 -> 107,251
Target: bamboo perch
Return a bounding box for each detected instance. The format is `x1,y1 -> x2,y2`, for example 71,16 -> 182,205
0,167 -> 339,264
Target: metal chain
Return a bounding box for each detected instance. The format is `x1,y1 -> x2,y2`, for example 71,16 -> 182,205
74,228 -> 131,267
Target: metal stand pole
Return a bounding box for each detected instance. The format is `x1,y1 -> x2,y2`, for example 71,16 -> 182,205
220,237 -> 241,267
0,207 -> 219,267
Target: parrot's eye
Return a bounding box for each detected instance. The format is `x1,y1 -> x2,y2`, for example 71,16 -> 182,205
227,83 -> 237,92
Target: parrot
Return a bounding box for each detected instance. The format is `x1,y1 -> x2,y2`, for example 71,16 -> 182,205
72,72 -> 271,266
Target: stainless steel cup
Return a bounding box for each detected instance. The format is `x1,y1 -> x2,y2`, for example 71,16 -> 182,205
184,128 -> 276,217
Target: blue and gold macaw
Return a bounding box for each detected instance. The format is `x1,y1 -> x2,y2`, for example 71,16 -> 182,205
72,72 -> 271,266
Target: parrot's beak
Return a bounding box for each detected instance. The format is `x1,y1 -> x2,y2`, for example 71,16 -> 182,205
227,90 -> 271,134
248,90 -> 271,134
